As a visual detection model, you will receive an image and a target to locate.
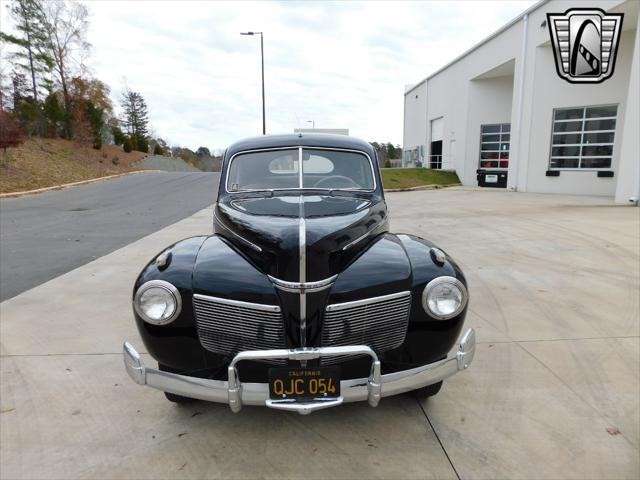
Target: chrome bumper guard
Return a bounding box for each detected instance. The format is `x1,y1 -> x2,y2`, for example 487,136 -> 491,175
123,328 -> 475,415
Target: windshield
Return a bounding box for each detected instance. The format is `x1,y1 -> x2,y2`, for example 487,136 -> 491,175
227,148 -> 375,192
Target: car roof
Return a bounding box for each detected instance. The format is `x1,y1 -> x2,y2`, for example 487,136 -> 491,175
225,133 -> 376,159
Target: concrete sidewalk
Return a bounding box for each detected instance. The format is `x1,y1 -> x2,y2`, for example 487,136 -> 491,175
1,188 -> 638,479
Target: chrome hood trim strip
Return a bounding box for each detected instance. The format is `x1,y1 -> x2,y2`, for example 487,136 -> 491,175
326,291 -> 411,312
298,186 -> 307,348
213,209 -> 263,252
193,293 -> 280,313
342,221 -> 386,251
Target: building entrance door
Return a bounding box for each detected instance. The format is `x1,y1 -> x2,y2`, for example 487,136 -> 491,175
430,141 -> 442,169
430,117 -> 443,169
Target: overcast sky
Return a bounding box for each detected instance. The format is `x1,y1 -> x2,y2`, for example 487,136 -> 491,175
2,0 -> 537,151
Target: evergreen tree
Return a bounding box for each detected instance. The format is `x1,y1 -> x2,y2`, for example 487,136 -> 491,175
0,0 -> 53,102
11,73 -> 42,136
196,146 -> 211,157
123,136 -> 132,153
85,100 -> 103,149
120,89 -> 149,152
43,91 -> 65,137
387,142 -> 397,159
111,124 -> 126,145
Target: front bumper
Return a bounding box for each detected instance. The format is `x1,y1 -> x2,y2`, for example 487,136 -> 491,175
123,328 -> 476,415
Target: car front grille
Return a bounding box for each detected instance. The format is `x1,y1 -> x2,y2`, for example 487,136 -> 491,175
321,291 -> 412,364
192,294 -> 286,364
193,291 -> 411,366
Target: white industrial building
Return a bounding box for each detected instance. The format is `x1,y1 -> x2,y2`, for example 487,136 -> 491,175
403,0 -> 639,203
294,128 -> 349,135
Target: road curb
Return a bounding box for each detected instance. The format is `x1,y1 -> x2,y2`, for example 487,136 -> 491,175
0,170 -> 160,199
385,183 -> 462,192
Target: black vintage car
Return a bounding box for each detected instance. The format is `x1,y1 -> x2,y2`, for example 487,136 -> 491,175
124,134 -> 475,414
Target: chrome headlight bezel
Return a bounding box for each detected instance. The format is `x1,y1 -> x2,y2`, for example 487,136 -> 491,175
133,280 -> 182,325
421,276 -> 468,320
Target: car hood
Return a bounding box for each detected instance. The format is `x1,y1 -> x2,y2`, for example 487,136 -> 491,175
214,194 -> 389,282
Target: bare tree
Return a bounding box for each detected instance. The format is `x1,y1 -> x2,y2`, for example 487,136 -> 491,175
39,0 -> 90,138
0,66 -> 13,111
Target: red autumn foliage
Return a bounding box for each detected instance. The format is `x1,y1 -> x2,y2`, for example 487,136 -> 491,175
0,111 -> 24,157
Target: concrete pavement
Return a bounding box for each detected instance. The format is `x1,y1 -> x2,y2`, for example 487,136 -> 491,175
0,172 -> 218,301
1,187 -> 638,479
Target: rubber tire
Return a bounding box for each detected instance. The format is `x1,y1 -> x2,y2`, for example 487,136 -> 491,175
412,381 -> 443,399
163,391 -> 196,403
158,363 -> 197,404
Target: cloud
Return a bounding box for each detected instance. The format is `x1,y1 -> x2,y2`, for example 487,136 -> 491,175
1,0 -> 537,150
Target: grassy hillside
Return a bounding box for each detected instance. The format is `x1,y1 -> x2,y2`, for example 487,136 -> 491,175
0,139 -> 148,194
381,168 -> 460,190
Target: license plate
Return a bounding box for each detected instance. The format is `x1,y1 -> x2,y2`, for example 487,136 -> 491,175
268,366 -> 341,400
485,174 -> 498,183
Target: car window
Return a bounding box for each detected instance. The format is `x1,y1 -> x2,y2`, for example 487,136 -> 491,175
228,149 -> 298,191
302,154 -> 333,174
227,148 -> 374,191
268,155 -> 298,174
302,149 -> 373,190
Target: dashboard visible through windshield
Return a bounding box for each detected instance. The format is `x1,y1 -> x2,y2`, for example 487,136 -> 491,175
226,148 -> 375,192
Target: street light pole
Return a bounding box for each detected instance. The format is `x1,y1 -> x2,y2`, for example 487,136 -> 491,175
241,31 -> 266,135
260,33 -> 265,135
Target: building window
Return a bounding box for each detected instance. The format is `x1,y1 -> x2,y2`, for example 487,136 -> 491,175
479,124 -> 510,170
549,105 -> 617,170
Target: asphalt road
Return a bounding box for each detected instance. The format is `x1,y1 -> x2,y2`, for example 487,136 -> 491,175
0,172 -> 218,301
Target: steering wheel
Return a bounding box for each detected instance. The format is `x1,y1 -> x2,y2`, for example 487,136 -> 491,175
313,175 -> 361,189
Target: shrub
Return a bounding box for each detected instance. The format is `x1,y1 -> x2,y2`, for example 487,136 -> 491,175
112,155 -> 120,165
111,126 -> 127,146
92,133 -> 102,150
153,143 -> 163,155
135,136 -> 149,153
384,159 -> 391,168
123,137 -> 133,153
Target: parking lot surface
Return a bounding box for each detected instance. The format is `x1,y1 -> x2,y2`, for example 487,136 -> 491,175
1,187 -> 638,479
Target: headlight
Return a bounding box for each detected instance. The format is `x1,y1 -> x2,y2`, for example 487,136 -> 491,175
422,276 -> 468,320
133,280 -> 181,325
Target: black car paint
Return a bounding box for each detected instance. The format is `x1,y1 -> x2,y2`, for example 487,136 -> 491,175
132,134 -> 467,382
215,196 -> 389,282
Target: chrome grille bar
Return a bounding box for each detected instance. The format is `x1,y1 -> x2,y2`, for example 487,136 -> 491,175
321,291 -> 411,365
193,294 -> 286,364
